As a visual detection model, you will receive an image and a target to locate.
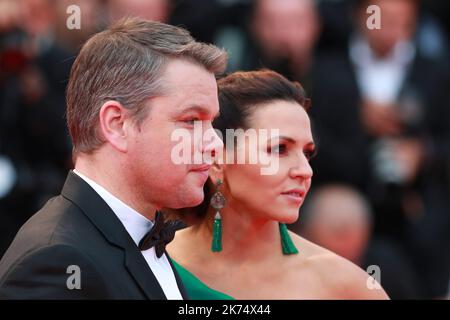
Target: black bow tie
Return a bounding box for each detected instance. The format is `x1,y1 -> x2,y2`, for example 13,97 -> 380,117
138,211 -> 185,258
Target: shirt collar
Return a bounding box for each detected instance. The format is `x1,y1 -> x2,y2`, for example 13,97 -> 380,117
73,169 -> 153,246
350,34 -> 416,68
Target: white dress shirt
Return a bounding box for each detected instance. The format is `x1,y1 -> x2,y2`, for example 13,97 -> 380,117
349,36 -> 417,184
73,170 -> 183,300
350,35 -> 416,105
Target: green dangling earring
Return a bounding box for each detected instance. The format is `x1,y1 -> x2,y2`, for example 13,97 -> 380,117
279,223 -> 299,255
210,179 -> 225,252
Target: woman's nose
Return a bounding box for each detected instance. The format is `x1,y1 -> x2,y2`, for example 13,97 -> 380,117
289,154 -> 313,179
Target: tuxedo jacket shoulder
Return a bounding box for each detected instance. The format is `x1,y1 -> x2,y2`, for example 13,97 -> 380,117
0,171 -> 187,300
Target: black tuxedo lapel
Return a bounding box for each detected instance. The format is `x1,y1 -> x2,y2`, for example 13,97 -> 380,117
61,171 -> 167,300
124,250 -> 168,299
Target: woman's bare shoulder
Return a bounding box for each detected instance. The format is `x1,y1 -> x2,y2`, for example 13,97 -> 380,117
289,231 -> 336,259
290,231 -> 390,299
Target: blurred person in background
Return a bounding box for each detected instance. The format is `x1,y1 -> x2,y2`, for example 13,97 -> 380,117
106,0 -> 250,46
106,0 -> 173,23
310,0 -> 450,298
170,0 -> 250,44
0,0 -> 73,255
54,0 -> 174,55
249,0 -> 320,88
315,0 -> 448,57
215,0 -> 321,93
293,184 -> 422,299
414,0 -> 449,60
54,0 -> 105,54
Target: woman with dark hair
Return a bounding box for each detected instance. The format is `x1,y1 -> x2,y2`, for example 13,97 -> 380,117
166,69 -> 389,299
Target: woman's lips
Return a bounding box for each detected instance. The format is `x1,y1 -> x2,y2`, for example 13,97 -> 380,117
281,189 -> 306,205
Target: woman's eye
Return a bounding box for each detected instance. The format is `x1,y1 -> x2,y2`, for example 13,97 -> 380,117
304,150 -> 316,161
269,144 -> 287,155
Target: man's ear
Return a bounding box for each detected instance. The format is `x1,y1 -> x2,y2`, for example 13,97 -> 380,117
209,163 -> 225,185
98,100 -> 130,152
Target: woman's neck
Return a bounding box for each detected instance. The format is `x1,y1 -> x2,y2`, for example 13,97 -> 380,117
194,204 -> 285,265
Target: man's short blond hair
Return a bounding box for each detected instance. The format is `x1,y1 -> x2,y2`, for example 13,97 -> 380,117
66,17 -> 227,154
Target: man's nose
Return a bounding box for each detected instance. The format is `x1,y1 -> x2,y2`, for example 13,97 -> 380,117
202,126 -> 224,155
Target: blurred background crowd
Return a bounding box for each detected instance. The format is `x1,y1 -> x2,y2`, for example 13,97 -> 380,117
0,0 -> 449,299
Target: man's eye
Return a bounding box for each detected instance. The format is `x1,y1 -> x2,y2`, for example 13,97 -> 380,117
183,118 -> 200,125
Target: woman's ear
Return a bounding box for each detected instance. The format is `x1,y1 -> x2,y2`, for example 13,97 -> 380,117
209,163 -> 224,185
98,100 -> 129,152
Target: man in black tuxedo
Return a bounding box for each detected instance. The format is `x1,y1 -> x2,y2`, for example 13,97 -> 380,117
0,17 -> 227,299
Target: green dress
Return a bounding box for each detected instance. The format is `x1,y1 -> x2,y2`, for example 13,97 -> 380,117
171,259 -> 235,300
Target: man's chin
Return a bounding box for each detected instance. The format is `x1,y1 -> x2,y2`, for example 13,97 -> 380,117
171,191 -> 205,209
185,194 -> 205,208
